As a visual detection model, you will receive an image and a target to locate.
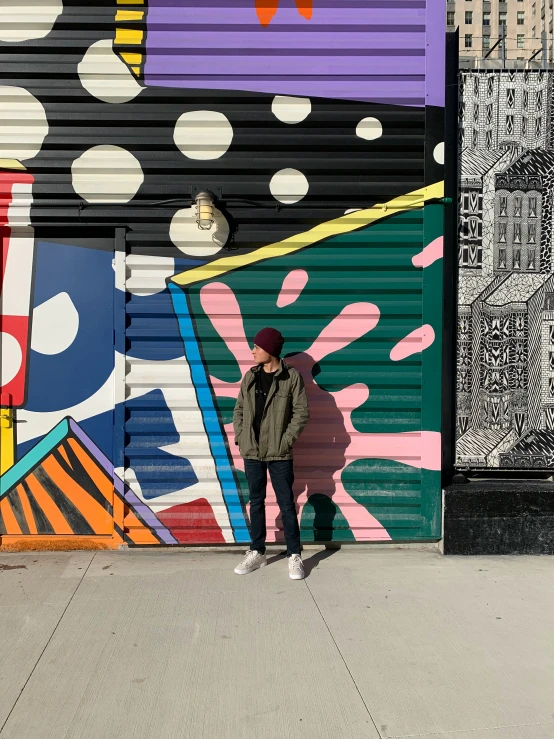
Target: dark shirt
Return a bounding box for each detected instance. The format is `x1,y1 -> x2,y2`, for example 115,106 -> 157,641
253,369 -> 277,442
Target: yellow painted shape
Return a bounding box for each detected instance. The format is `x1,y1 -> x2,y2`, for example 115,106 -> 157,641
121,52 -> 142,65
0,159 -> 26,171
117,0 -> 144,4
171,181 -> 445,287
115,10 -> 144,21
131,66 -> 141,76
115,28 -> 144,45
0,412 -> 15,475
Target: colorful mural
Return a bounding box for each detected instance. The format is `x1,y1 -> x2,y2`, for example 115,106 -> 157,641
0,0 -> 445,548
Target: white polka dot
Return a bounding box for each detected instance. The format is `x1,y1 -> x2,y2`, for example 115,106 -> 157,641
169,206 -> 230,256
31,292 -> 79,355
356,117 -> 383,141
1,332 -> 22,386
174,111 -> 233,160
433,142 -> 445,165
269,168 -> 309,205
0,86 -> 48,162
71,145 -> 144,204
125,255 -> 175,295
78,40 -> 142,104
271,95 -> 311,124
0,0 -> 62,42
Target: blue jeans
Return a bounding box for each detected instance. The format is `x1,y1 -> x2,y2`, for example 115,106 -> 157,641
244,459 -> 301,556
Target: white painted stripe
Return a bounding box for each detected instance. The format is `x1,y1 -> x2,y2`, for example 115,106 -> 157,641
6,182 -> 32,227
1,228 -> 34,315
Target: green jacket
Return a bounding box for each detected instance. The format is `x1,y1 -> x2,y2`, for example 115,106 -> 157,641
233,360 -> 309,461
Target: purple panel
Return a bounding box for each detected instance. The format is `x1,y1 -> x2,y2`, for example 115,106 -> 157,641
145,0 -> 444,107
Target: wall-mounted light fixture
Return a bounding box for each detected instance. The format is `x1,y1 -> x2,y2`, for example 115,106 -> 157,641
195,190 -> 215,230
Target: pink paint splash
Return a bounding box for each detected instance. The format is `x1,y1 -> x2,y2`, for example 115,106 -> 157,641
412,236 -> 443,268
201,283 -> 442,542
277,269 -> 309,308
390,324 -> 435,362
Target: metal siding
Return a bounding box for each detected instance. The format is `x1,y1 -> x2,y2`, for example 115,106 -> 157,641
0,1 -> 444,547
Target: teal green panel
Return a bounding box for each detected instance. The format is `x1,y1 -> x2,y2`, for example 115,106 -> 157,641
182,206 -> 443,542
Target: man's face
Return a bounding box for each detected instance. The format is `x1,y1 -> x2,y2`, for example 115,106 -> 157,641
252,344 -> 273,365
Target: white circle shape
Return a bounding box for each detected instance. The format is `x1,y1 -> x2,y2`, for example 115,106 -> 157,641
174,111 -> 233,160
169,206 -> 230,256
272,95 -> 311,124
269,168 -> 309,205
31,292 -> 79,355
78,39 -> 142,104
1,332 -> 23,386
71,145 -> 144,204
0,0 -> 63,42
0,86 -> 48,161
125,255 -> 175,295
356,117 -> 383,141
434,142 -> 445,165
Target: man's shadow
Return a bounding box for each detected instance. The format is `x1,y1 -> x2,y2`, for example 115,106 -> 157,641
272,351 -> 351,541
266,546 -> 340,577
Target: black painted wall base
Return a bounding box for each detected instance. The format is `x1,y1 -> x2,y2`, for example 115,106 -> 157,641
443,481 -> 554,555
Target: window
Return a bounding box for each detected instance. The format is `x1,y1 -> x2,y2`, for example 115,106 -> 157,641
518,11 -> 525,24
500,196 -> 508,217
498,248 -> 507,269
474,103 -> 480,123
499,222 -> 507,243
487,103 -> 493,124
550,324 -> 554,343
528,249 -> 536,270
483,35 -> 491,49
536,117 -> 542,137
483,11 -> 490,25
499,11 -> 507,26
507,88 -> 515,107
523,89 -> 529,109
537,89 -> 543,110
487,76 -> 494,95
465,10 -> 473,23
532,27 -> 536,37
529,197 -> 537,216
514,223 -> 522,243
514,249 -> 521,269
447,10 -> 455,24
517,34 -> 525,48
472,128 -> 478,147
486,129 -> 493,148
514,196 -> 522,217
505,114 -> 514,135
528,223 -> 537,243
465,33 -> 473,48
549,377 -> 554,397
522,117 -> 527,137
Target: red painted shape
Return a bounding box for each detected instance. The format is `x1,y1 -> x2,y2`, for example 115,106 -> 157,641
255,0 -> 312,26
157,499 -> 226,544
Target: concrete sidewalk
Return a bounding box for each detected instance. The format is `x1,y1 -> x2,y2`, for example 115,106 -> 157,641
0,548 -> 552,739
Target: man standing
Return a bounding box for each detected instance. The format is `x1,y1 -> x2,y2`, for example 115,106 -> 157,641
233,327 -> 309,579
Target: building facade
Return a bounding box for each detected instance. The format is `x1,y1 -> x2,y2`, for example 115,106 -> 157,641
449,0 -> 554,65
0,0 -> 446,548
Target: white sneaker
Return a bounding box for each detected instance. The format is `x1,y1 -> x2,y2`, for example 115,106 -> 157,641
288,554 -> 305,580
234,550 -> 267,575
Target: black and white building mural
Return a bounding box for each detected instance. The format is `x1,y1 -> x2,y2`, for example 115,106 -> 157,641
457,70 -> 554,469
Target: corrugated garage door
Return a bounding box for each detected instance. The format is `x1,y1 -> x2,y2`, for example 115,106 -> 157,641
122,198 -> 444,546
107,0 -> 447,545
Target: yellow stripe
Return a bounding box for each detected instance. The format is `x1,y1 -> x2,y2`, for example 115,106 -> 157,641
115,10 -> 144,21
171,181 -> 444,287
117,0 -> 144,4
115,28 -> 143,45
0,412 -> 15,475
131,66 -> 141,76
0,159 -> 26,171
121,52 -> 142,65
